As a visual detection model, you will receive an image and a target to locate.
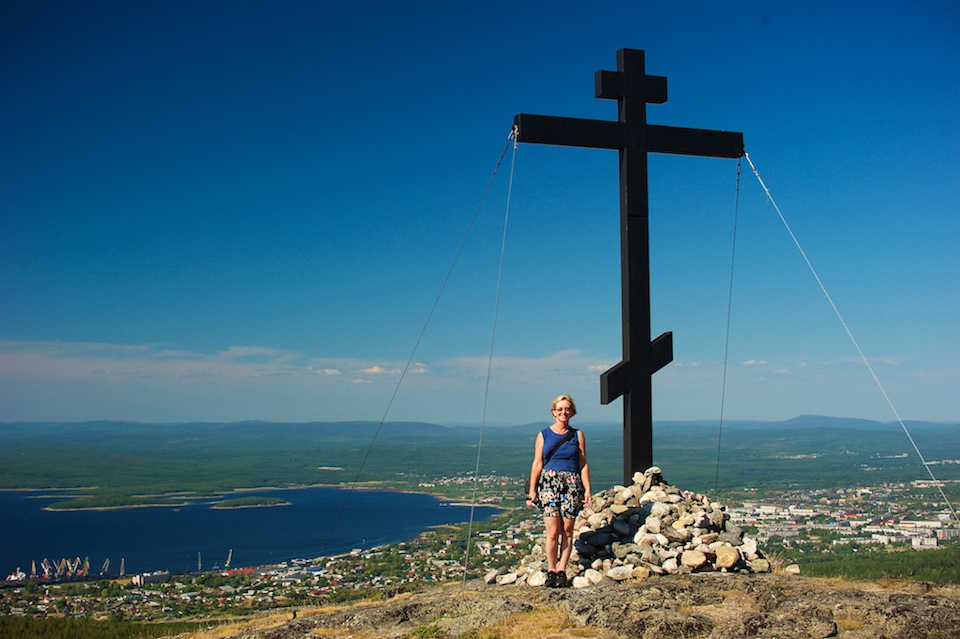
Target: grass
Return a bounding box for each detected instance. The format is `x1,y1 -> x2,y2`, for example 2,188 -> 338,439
469,608 -> 601,639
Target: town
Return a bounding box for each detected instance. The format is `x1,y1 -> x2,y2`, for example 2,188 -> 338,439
2,471 -> 958,625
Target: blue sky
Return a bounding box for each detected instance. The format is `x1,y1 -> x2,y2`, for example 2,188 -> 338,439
1,1 -> 957,426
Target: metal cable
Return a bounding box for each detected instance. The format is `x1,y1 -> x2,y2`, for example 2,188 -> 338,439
744,152 -> 957,523
456,127 -> 519,635
321,130 -> 519,556
715,158 -> 742,494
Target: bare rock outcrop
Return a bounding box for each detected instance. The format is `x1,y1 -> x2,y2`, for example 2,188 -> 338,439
190,575 -> 960,639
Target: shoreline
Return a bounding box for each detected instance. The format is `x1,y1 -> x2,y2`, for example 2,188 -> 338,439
11,483 -> 507,514
3,487 -> 513,576
211,501 -> 292,510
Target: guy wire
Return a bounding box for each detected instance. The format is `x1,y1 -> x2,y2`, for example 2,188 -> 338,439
455,127 -> 518,635
321,129 -> 519,557
744,152 -> 957,523
714,157 -> 742,494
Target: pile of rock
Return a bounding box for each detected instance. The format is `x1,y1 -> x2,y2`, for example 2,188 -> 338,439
487,467 -> 772,588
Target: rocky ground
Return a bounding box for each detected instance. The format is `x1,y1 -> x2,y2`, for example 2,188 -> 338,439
180,573 -> 960,639
178,468 -> 960,638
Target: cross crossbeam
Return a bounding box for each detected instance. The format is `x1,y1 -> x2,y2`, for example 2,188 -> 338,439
513,49 -> 744,484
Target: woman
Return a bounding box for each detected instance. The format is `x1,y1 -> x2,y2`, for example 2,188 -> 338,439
526,394 -> 591,588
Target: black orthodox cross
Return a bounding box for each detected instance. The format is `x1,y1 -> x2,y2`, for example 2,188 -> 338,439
514,49 -> 744,484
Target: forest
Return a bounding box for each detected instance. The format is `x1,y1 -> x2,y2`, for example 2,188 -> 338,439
791,546 -> 960,584
1,417 -> 958,508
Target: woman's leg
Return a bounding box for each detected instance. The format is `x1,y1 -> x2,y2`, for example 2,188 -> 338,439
544,515 -> 561,571
557,517 -> 576,571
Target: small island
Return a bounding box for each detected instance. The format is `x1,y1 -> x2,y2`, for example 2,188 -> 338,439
212,496 -> 290,509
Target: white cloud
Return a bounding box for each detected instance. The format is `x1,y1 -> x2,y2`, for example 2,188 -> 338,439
588,361 -> 616,373
219,346 -> 290,360
362,365 -> 402,375
0,340 -> 955,424
363,366 -> 388,374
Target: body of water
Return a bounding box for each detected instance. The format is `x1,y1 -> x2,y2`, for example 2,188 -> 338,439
2,487 -> 499,577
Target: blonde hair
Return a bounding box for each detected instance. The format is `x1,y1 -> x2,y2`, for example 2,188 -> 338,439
550,394 -> 577,417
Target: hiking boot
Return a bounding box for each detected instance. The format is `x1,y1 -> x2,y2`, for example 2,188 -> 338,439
555,571 -> 570,588
544,571 -> 557,588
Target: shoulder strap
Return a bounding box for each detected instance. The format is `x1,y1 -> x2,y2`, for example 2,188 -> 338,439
542,428 -> 576,465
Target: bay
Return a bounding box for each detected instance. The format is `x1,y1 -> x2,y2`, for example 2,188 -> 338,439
2,488 -> 499,577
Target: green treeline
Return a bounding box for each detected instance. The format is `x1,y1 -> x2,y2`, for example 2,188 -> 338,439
43,492 -> 192,510
213,496 -> 288,508
797,547 -> 960,584
1,419 -> 958,508
0,616 -> 202,639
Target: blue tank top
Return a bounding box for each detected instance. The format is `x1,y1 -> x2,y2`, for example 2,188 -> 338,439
541,427 -> 580,472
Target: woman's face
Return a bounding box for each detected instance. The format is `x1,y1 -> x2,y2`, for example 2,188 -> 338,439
553,400 -> 573,421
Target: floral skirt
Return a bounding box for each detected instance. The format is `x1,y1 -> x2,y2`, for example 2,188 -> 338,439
536,469 -> 585,519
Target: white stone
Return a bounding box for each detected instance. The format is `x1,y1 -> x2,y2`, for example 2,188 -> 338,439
484,568 -> 502,585
635,533 -> 658,546
584,568 -> 605,585
606,565 -> 635,581
572,575 -> 592,589
748,558 -> 771,573
527,571 -> 547,587
785,564 -> 801,575
661,558 -> 679,574
650,502 -> 672,518
680,550 -> 707,568
715,546 -> 740,569
496,572 -> 518,585
644,516 -> 662,533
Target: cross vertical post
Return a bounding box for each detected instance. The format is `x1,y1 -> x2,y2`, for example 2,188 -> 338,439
514,49 -> 743,484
